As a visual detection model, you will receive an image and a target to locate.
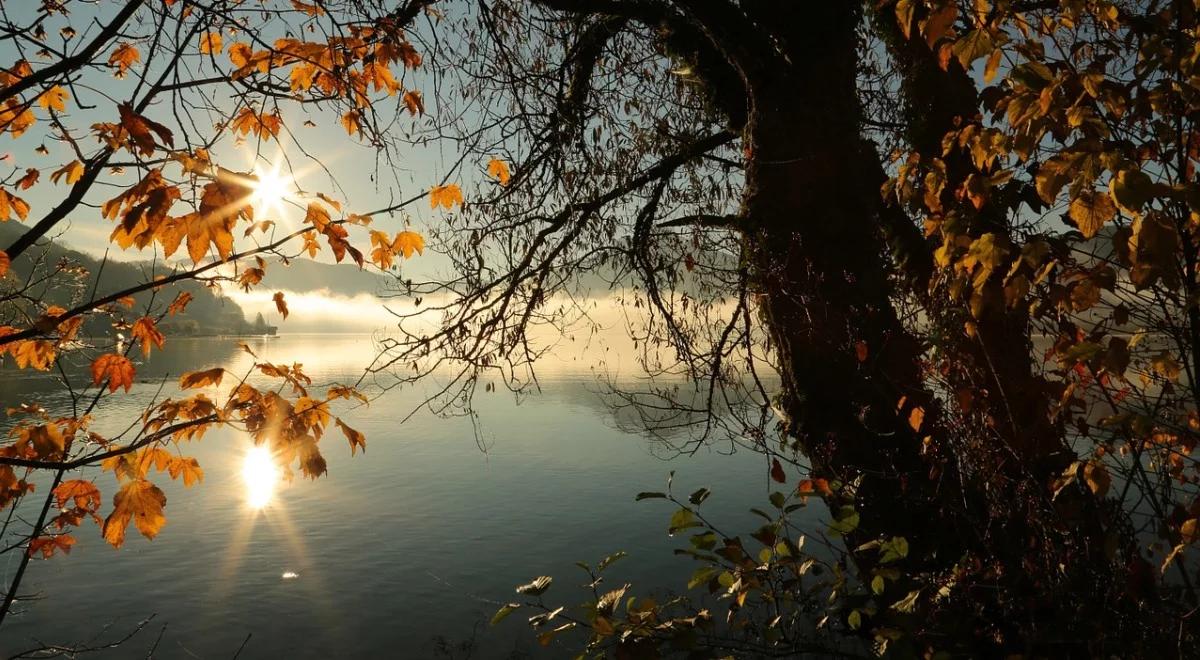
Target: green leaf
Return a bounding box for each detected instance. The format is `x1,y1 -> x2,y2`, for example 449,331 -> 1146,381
635,491 -> 666,501
828,506 -> 860,536
669,507 -> 700,534
769,491 -> 787,509
848,610 -> 862,630
688,565 -> 719,590
491,603 -> 521,626
871,575 -> 886,595
516,576 -> 553,596
688,487 -> 711,505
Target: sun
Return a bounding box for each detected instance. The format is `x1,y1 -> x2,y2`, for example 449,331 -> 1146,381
242,444 -> 279,510
251,163 -> 294,216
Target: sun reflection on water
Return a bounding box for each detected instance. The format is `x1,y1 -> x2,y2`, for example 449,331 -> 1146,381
242,445 -> 279,509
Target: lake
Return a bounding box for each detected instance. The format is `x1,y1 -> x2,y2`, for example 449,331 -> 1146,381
0,334 -> 804,658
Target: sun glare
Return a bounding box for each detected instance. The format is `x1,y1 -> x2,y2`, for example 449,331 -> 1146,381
251,164 -> 294,216
242,445 -> 279,510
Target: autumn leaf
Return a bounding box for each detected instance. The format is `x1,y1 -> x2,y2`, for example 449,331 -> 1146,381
179,367 -> 224,389
38,86 -> 68,112
429,184 -> 463,210
131,317 -> 165,358
908,406 -> 925,432
336,418 -> 367,455
118,103 -> 174,155
28,534 -> 75,558
54,480 -> 102,511
274,291 -> 289,319
91,354 -> 135,393
291,0 -> 326,15
16,168 -> 38,190
11,339 -> 55,370
199,32 -> 223,55
102,479 -> 167,548
231,107 -> 282,140
341,111 -> 361,136
167,291 -> 193,315
0,188 -> 31,221
1068,189 -> 1117,239
770,458 -> 786,483
0,250 -> 8,278
108,43 -> 140,77
49,160 -> 84,185
403,90 -> 424,116
392,230 -> 424,258
168,457 -> 204,487
487,157 -> 511,185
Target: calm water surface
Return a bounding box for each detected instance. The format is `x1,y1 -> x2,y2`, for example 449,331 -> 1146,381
0,335 -> 804,658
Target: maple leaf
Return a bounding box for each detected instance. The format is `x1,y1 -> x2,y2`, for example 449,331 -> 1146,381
168,457 -> 204,487
291,0 -> 326,16
403,90 -> 424,116
487,157 -> 511,185
54,480 -> 102,511
231,107 -> 282,140
118,103 -> 174,155
91,354 -> 135,393
199,32 -> 223,55
336,418 -> 367,456
274,291 -> 289,319
49,160 -> 84,185
179,368 -> 224,389
167,291 -> 193,315
108,43 -> 140,77
18,422 -> 65,459
341,111 -> 361,136
28,534 -> 75,558
131,317 -> 165,358
392,230 -> 424,258
0,188 -> 31,221
12,339 -> 55,370
16,168 -> 38,189
429,184 -> 463,210
0,250 -> 8,278
102,479 -> 167,548
38,86 -> 68,112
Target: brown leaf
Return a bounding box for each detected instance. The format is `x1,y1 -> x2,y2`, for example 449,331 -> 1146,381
273,291 -> 289,319
336,418 -> 367,455
179,367 -> 224,389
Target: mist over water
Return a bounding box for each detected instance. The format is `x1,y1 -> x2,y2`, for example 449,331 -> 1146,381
0,334 -> 803,658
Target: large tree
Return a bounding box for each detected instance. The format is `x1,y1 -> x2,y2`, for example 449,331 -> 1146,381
383,0 -> 1200,656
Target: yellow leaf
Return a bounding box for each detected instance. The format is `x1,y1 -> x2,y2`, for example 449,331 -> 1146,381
336,418 -> 367,455
179,367 -> 224,389
392,230 -> 424,258
168,457 -> 204,487
50,160 -> 84,185
1068,189 -> 1117,239
38,86 -> 68,112
108,43 -> 140,78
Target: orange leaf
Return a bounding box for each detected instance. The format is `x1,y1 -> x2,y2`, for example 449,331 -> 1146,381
102,479 -> 166,548
336,418 -> 367,456
908,406 -> 925,432
392,230 -> 424,258
0,250 -> 8,278
199,32 -> 223,55
179,367 -> 224,389
167,291 -> 193,315
91,354 -> 135,393
429,183 -> 463,210
487,157 -> 511,185
11,339 -> 55,370
16,168 -> 38,189
108,43 -> 140,77
403,90 -> 424,116
54,480 -> 102,511
273,291 -> 289,319
28,534 -> 75,558
0,188 -> 31,221
131,317 -> 165,358
855,340 -> 868,363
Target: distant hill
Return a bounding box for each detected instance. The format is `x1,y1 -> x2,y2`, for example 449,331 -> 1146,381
0,223 -> 392,337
